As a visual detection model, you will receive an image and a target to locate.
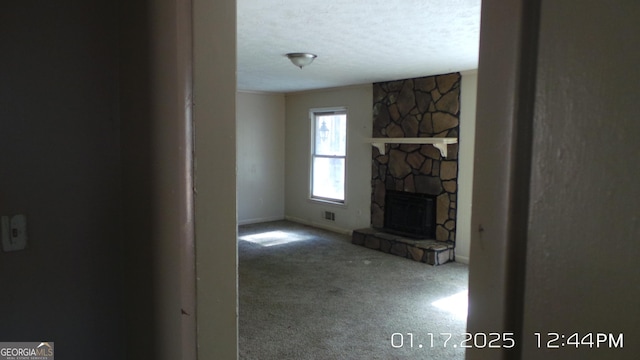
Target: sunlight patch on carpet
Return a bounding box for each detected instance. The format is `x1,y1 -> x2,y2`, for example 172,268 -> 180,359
431,290 -> 468,320
239,230 -> 312,247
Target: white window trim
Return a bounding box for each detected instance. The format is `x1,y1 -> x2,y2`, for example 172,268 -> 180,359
309,107 -> 348,205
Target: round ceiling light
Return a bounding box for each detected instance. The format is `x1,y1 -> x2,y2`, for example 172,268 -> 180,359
286,53 -> 317,69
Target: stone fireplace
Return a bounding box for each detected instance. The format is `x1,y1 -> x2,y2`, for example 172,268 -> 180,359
352,72 -> 461,265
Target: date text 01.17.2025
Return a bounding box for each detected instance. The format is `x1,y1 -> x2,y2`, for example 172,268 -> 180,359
390,333 -> 515,349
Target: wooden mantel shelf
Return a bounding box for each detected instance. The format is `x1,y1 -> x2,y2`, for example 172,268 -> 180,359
368,137 -> 458,157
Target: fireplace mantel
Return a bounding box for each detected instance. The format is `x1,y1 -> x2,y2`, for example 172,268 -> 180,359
368,137 -> 458,157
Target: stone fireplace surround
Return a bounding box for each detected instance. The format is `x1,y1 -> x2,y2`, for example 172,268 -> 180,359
352,72 -> 461,265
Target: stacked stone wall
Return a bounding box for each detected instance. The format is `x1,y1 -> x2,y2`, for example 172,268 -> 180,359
371,73 -> 460,242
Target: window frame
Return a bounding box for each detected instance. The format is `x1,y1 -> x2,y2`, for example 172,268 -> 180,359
309,107 -> 348,205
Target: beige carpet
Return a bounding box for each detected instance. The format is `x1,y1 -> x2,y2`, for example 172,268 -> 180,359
239,220 -> 469,359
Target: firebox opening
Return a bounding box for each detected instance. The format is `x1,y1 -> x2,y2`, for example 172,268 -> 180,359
383,190 -> 436,239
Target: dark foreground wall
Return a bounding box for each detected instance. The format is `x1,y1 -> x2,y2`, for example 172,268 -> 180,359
0,1 -> 195,359
0,1 -> 124,358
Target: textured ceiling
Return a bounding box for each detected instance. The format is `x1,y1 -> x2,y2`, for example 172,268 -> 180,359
237,0 -> 481,93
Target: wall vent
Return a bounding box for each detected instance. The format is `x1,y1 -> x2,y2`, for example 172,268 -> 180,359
323,211 -> 335,221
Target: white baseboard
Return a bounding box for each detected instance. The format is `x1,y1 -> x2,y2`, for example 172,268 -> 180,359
237,215 -> 285,226
285,215 -> 353,236
455,254 -> 470,264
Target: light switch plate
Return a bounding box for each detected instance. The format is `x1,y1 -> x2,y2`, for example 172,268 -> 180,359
2,214 -> 27,252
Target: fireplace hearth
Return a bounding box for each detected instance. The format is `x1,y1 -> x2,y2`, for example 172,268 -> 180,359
383,190 -> 435,239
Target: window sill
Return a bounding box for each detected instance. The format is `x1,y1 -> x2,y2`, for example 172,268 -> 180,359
309,197 -> 346,207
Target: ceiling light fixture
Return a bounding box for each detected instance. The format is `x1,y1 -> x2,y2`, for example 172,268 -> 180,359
286,53 -> 317,69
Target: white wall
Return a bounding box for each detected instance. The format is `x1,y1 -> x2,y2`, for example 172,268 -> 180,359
237,92 -> 286,224
466,0 -> 529,349
193,0 -> 238,358
285,85 -> 373,234
521,1 -> 640,358
467,1 -> 640,359
455,71 -> 478,264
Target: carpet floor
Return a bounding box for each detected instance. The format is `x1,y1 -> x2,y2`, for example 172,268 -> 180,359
239,220 -> 469,360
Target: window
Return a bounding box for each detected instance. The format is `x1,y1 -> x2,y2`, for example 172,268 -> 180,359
311,109 -> 347,203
